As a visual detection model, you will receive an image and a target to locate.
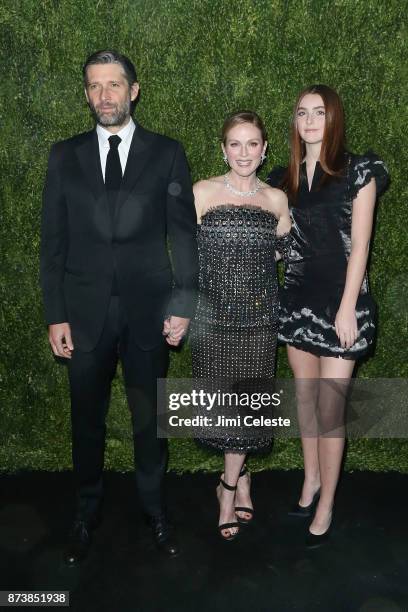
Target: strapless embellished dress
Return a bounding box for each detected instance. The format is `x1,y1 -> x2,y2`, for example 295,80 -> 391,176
190,205 -> 291,452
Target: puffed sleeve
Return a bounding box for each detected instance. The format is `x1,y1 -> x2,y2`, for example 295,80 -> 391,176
267,165 -> 287,189
349,151 -> 389,199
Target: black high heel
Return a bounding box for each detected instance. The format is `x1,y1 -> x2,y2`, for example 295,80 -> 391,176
235,465 -> 254,525
288,488 -> 321,518
306,510 -> 333,549
217,478 -> 240,541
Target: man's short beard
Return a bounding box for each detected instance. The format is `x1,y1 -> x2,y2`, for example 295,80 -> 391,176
89,99 -> 131,127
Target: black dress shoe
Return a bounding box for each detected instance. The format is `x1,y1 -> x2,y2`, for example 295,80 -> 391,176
150,515 -> 179,557
63,520 -> 93,567
288,489 -> 320,518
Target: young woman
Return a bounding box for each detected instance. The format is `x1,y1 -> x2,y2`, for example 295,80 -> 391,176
268,85 -> 388,547
190,111 -> 291,540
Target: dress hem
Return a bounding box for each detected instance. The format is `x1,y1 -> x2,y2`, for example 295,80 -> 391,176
278,337 -> 374,360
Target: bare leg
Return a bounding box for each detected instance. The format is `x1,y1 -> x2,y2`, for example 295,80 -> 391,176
217,451 -> 246,538
235,462 -> 253,521
287,346 -> 320,506
310,356 -> 355,535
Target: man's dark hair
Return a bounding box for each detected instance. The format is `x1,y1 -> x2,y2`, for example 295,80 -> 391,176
83,50 -> 138,87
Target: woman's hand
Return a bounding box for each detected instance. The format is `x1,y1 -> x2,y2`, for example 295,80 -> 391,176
163,316 -> 190,347
335,306 -> 358,349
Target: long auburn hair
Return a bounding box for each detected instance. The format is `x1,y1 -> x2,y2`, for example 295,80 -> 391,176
284,84 -> 347,202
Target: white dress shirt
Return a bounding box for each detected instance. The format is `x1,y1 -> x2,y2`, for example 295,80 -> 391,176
96,118 -> 136,181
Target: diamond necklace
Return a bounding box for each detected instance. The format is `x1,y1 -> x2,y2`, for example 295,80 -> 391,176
223,173 -> 262,197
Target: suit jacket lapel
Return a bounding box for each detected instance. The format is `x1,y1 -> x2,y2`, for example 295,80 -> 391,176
114,124 -> 153,221
74,125 -> 154,234
75,130 -> 105,201
75,130 -> 112,238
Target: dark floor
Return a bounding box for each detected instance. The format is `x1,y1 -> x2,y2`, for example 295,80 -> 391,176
0,470 -> 407,612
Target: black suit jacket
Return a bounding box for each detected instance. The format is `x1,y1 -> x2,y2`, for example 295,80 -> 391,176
40,123 -> 198,351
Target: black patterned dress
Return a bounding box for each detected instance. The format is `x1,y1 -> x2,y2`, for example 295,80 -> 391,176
268,152 -> 389,359
190,205 -> 291,452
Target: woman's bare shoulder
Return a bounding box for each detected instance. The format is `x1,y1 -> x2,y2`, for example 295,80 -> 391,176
194,176 -> 225,204
260,182 -> 287,209
194,175 -> 224,191
194,176 -> 226,222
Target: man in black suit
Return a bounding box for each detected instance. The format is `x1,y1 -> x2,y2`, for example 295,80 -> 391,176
40,50 -> 198,564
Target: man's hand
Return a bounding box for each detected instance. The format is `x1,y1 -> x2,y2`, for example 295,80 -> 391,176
162,316 -> 190,347
48,322 -> 74,359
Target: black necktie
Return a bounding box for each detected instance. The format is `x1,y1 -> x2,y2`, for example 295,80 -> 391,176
105,135 -> 122,295
105,135 -> 122,223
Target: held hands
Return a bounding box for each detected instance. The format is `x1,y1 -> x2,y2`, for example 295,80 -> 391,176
162,316 -> 190,347
335,306 -> 358,349
48,323 -> 74,359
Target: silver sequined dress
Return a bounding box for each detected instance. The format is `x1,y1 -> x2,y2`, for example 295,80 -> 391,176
190,205 -> 291,452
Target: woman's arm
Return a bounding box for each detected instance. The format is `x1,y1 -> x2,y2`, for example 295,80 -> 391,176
335,178 -> 376,349
193,182 -> 201,223
193,180 -> 207,224
273,189 -> 291,261
275,189 -> 291,236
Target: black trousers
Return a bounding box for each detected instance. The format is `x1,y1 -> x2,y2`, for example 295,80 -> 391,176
67,297 -> 169,520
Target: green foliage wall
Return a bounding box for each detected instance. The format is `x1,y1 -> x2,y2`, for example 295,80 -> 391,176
1,0 -> 407,473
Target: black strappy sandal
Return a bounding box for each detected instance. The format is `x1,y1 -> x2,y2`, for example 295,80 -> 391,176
217,477 -> 240,541
235,465 -> 254,525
